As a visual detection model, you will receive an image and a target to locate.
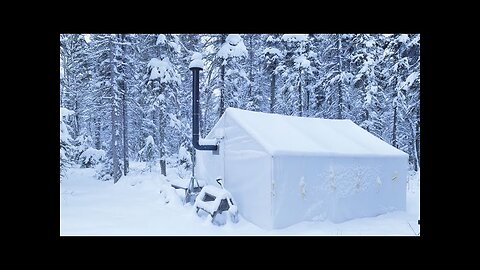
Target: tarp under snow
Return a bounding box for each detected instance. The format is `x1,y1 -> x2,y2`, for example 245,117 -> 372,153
196,108 -> 408,229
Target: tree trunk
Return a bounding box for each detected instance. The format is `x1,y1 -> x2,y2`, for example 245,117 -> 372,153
219,64 -> 225,117
337,34 -> 343,119
121,82 -> 129,175
158,106 -> 166,177
298,72 -> 302,116
305,88 -> 310,115
414,103 -> 420,171
218,34 -> 227,118
109,36 -> 121,184
120,34 -> 129,176
392,105 -> 398,148
95,115 -> 101,149
407,116 -> 420,171
248,35 -> 254,104
270,71 -> 276,113
74,100 -> 80,137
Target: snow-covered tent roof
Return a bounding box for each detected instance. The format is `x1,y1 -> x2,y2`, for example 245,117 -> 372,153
223,108 -> 407,157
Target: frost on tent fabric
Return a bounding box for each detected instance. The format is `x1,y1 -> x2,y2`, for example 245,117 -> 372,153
196,108 -> 408,229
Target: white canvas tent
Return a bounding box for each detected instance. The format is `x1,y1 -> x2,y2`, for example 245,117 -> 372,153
196,108 -> 408,229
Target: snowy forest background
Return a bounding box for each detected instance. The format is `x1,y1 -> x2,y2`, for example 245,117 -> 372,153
60,34 -> 420,183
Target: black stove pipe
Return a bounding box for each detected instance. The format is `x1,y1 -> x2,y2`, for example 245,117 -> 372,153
191,66 -> 218,151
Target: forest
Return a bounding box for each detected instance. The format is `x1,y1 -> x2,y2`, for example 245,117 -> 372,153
60,34 -> 420,183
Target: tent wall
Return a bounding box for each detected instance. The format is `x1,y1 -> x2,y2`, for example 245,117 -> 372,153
271,155 -> 408,229
196,113 -> 273,229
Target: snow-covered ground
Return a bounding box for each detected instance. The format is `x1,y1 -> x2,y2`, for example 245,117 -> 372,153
60,162 -> 420,236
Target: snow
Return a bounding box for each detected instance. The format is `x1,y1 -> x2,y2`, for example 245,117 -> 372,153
199,138 -> 217,145
168,41 -> 181,53
366,39 -> 375,47
226,34 -> 242,46
60,163 -> 420,235
145,135 -> 155,146
83,34 -> 91,43
60,107 -> 74,120
189,52 -> 204,69
282,34 -> 308,42
266,36 -> 276,42
263,47 -> 282,56
147,57 -> 179,83
194,185 -> 233,214
60,107 -> 74,142
398,34 -> 409,43
156,34 -> 166,45
178,145 -> 191,162
217,34 -> 248,59
79,147 -> 106,165
294,55 -> 311,69
405,71 -> 419,86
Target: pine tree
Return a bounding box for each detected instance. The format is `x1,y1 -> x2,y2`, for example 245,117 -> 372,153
138,135 -> 159,172
262,34 -> 283,113
215,34 -> 249,117
60,34 -> 91,138
320,34 -> 355,120
89,34 -> 123,183
277,34 -> 318,117
60,107 -> 75,181
244,34 -> 263,112
386,34 -> 420,170
146,34 -> 182,176
351,34 -> 386,137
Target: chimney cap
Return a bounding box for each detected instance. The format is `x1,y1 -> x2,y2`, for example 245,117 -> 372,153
189,52 -> 204,70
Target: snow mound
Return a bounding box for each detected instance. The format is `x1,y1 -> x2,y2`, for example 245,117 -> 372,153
217,34 -> 248,60
79,147 -> 106,167
398,34 -> 409,43
189,52 -> 204,69
147,57 -> 180,83
156,34 -> 166,45
60,107 -> 74,120
226,34 -> 241,45
159,184 -> 183,206
295,55 -> 311,69
282,34 -> 308,42
263,47 -> 282,57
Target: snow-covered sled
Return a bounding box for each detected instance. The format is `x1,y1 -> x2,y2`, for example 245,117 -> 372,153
194,184 -> 239,225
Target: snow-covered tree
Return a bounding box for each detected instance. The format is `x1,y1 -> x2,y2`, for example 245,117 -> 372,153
146,34 -> 182,176
89,34 -> 123,183
381,34 -> 420,170
320,34 -> 355,120
263,34 -> 283,113
60,107 -> 75,181
138,135 -> 159,172
215,34 -> 248,117
278,34 -> 318,116
60,34 -> 94,139
350,34 -> 386,137
79,147 -> 106,168
73,133 -> 93,163
243,34 -> 264,112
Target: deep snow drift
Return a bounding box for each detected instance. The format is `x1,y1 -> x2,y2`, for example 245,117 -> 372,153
60,162 -> 420,236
